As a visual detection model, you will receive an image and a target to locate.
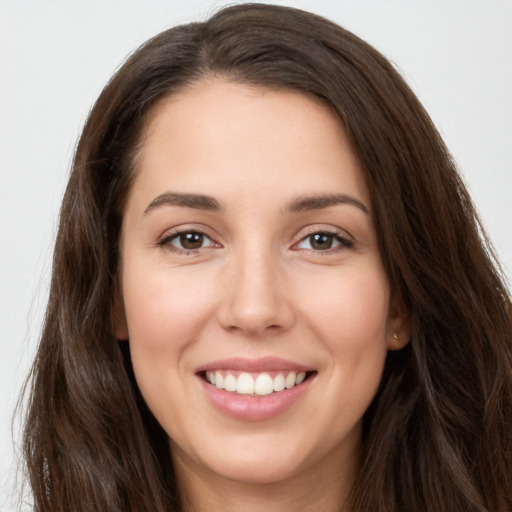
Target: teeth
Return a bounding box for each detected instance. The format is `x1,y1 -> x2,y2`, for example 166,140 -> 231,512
214,371 -> 224,389
273,373 -> 285,392
237,372 -> 255,394
285,372 -> 296,389
224,373 -> 237,392
204,370 -> 309,395
254,374 -> 273,395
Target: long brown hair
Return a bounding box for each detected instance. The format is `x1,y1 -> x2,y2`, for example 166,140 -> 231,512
22,4 -> 512,511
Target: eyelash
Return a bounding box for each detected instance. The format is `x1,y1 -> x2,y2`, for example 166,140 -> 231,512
157,228 -> 354,255
293,230 -> 354,253
157,229 -> 218,254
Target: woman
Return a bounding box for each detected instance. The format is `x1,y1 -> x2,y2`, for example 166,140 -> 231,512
22,4 -> 512,511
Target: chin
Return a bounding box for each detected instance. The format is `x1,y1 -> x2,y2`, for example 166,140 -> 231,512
207,451 -> 308,486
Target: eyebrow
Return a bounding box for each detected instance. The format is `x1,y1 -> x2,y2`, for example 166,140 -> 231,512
143,191 -> 368,216
285,193 -> 369,214
144,192 -> 222,214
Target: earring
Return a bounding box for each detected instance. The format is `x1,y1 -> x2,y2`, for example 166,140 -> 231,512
393,331 -> 399,341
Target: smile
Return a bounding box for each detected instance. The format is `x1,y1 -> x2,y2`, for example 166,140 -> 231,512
197,358 -> 316,421
205,370 -> 309,395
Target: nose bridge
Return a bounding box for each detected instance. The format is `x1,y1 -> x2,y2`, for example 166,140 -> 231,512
218,237 -> 293,335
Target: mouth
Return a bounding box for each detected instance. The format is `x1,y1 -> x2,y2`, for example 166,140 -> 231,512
196,359 -> 317,421
200,369 -> 316,396
197,361 -> 317,421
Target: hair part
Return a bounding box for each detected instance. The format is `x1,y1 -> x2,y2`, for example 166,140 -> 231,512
21,4 -> 512,511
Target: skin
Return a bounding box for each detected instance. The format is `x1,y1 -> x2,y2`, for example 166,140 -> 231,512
116,79 -> 409,512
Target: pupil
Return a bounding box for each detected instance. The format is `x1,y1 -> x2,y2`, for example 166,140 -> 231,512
180,232 -> 203,249
311,233 -> 332,250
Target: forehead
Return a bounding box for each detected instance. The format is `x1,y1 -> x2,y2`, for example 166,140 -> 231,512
127,79 -> 370,214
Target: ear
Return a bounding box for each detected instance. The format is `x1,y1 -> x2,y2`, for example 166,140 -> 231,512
386,291 -> 411,351
113,284 -> 129,341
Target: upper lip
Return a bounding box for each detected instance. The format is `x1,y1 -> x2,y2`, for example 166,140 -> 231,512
196,357 -> 314,373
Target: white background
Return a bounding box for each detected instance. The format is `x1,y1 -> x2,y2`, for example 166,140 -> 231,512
1,1 -> 511,509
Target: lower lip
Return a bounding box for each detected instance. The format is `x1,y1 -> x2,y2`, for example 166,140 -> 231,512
199,375 -> 313,421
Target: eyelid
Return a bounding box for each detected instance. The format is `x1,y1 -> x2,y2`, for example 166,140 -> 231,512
156,225 -> 222,253
291,225 -> 354,252
155,223 -> 353,254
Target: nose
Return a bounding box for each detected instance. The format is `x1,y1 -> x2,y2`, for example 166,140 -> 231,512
217,246 -> 295,336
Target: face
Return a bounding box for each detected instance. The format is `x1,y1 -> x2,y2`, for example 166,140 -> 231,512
116,80 -> 408,492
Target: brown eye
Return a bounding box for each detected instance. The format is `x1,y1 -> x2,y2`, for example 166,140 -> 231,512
178,232 -> 205,250
295,231 -> 353,252
309,233 -> 334,250
159,230 -> 217,253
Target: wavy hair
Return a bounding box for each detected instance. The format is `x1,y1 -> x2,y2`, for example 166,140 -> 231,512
22,4 -> 512,511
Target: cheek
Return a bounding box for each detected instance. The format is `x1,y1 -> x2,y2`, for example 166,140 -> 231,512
121,264 -> 217,365
298,265 -> 390,349
121,265 -> 217,432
